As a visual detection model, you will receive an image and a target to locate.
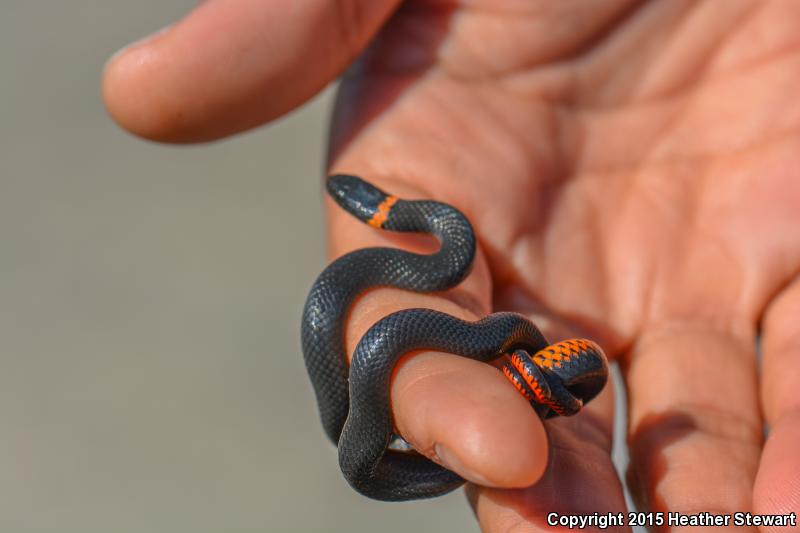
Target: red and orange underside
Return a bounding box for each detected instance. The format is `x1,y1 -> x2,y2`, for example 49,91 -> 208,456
501,339 -> 596,406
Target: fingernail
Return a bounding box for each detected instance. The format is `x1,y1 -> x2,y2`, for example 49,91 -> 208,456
434,443 -> 496,487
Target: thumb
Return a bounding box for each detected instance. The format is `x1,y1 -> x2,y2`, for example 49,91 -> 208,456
325,174 -> 549,489
102,0 -> 401,142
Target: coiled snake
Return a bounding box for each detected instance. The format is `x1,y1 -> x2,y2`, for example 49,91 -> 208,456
301,174 -> 608,501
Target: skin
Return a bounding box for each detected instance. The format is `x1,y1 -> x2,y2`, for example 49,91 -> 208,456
103,1 -> 800,531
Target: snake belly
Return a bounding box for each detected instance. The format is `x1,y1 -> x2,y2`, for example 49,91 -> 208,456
301,174 -> 608,501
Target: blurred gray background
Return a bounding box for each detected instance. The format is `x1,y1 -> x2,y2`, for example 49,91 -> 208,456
1,1 -> 637,532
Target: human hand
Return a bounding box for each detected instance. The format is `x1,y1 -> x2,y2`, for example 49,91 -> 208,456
104,1 -> 800,531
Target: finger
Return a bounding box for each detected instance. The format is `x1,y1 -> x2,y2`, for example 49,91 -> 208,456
626,321 -> 762,524
754,275 -> 800,529
468,371 -> 631,533
102,0 -> 400,142
328,174 -> 549,488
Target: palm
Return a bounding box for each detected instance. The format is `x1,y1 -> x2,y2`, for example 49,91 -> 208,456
336,0 -> 799,334
330,0 -> 800,528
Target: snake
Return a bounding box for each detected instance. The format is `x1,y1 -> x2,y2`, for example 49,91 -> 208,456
301,174 -> 608,501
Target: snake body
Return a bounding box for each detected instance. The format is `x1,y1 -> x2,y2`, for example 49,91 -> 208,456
301,174 -> 608,501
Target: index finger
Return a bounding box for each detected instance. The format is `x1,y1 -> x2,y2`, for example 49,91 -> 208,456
468,372 -> 631,533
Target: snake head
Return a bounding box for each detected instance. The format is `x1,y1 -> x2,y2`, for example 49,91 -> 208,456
326,174 -> 390,224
